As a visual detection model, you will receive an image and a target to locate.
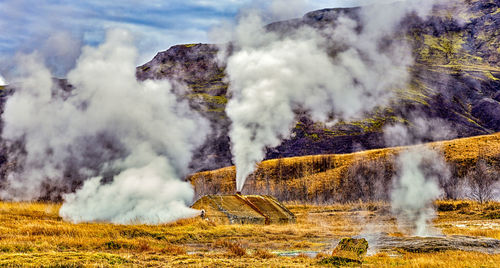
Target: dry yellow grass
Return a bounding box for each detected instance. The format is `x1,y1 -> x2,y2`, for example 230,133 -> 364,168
190,132 -> 500,200
434,200 -> 500,239
0,201 -> 498,266
366,251 -> 500,268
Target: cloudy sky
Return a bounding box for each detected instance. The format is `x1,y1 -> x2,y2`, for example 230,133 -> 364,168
0,0 -> 365,79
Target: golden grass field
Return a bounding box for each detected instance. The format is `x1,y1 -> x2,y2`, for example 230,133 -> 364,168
0,200 -> 499,267
1,134 -> 499,266
190,132 -> 500,201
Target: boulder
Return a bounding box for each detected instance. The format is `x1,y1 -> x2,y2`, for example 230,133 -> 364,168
333,237 -> 369,260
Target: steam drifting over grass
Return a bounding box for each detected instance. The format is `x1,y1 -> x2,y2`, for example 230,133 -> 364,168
391,149 -> 443,236
0,29 -> 208,224
384,113 -> 455,236
0,200 -> 499,266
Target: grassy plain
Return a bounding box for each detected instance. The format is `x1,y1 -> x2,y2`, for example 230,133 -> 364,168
0,200 -> 498,267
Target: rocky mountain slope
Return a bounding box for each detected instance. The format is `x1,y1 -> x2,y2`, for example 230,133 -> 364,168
1,0 -> 499,176
135,0 -> 500,172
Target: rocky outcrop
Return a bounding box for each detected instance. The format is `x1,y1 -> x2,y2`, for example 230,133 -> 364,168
136,44 -> 223,86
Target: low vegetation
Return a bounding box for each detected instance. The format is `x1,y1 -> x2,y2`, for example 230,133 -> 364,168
191,132 -> 500,203
0,200 -> 498,266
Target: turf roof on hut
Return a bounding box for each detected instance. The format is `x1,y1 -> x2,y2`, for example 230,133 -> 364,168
191,195 -> 296,225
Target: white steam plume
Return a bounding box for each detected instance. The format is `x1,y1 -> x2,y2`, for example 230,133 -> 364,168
61,157 -> 198,224
268,0 -> 308,19
391,149 -> 443,236
384,115 -> 454,236
384,115 -> 457,147
41,31 -> 82,77
1,29 -> 208,224
0,74 -> 6,85
223,0 -> 437,191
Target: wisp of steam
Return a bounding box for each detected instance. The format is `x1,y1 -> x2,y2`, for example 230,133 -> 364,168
222,0 -> 438,191
391,148 -> 443,236
0,75 -> 6,86
384,115 -> 454,236
0,29 -> 208,224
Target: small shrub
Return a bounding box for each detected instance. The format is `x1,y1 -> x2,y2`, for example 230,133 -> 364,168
485,203 -> 500,210
160,244 -> 186,255
437,202 -> 456,212
104,241 -> 122,250
94,253 -> 130,265
137,240 -> 151,252
253,249 -> 274,259
458,210 -> 475,215
340,158 -> 391,202
466,159 -> 498,203
455,202 -> 470,210
227,242 -> 246,257
119,228 -> 165,240
213,239 -> 247,257
0,245 -> 12,253
366,203 -> 379,211
484,211 -> 500,219
14,244 -> 34,253
213,239 -> 233,249
293,241 -> 313,248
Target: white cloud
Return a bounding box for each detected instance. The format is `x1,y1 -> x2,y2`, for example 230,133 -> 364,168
0,1 -> 243,72
0,0 -> 369,72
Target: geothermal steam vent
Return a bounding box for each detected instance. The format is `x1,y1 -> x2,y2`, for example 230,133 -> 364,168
192,195 -> 296,224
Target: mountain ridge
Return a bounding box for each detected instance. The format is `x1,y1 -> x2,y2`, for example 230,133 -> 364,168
1,0 -> 499,176
136,0 -> 500,172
